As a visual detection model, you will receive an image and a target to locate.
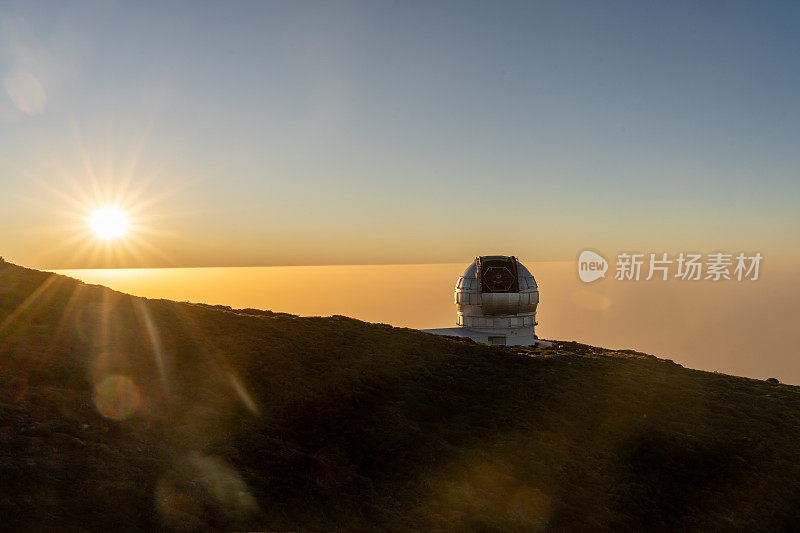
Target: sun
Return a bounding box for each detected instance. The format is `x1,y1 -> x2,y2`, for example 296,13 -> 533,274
89,207 -> 128,240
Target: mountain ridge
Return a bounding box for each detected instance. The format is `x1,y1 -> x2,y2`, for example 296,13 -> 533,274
1,261 -> 799,531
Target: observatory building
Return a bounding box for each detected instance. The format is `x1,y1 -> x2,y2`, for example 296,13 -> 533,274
422,255 -> 544,347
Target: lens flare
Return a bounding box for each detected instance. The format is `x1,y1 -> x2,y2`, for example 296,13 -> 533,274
93,375 -> 141,420
4,70 -> 46,115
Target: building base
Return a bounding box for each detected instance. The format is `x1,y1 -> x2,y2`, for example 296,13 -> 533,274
421,326 -> 551,348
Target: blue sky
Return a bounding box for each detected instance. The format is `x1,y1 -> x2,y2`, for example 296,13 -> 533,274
1,1 -> 798,267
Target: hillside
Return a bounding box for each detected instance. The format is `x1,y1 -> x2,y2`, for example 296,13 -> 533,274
1,261 -> 800,531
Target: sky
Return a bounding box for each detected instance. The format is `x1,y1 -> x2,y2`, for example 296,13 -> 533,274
1,1 -> 799,268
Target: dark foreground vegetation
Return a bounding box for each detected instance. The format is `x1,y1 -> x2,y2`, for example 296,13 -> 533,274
1,261 -> 800,531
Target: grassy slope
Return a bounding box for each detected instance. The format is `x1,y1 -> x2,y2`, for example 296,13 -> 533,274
1,261 -> 799,531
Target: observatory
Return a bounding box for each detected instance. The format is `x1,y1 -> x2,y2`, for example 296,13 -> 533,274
422,255 -> 544,347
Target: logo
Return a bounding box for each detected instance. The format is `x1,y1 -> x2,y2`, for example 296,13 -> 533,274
578,250 -> 608,283
576,250 -> 762,282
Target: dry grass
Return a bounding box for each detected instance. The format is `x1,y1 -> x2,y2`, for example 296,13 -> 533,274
1,261 -> 799,531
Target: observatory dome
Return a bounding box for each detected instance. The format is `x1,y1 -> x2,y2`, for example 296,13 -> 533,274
421,255 -> 543,346
455,255 -> 539,329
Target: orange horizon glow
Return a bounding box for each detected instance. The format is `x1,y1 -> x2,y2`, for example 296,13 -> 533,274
50,260 -> 800,385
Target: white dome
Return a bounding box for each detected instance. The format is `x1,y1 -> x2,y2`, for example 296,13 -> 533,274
454,256 -> 539,329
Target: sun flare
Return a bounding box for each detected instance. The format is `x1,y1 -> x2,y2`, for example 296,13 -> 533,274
89,207 -> 128,240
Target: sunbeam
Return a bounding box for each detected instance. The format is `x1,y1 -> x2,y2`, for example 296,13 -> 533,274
0,274 -> 58,336
133,298 -> 170,393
